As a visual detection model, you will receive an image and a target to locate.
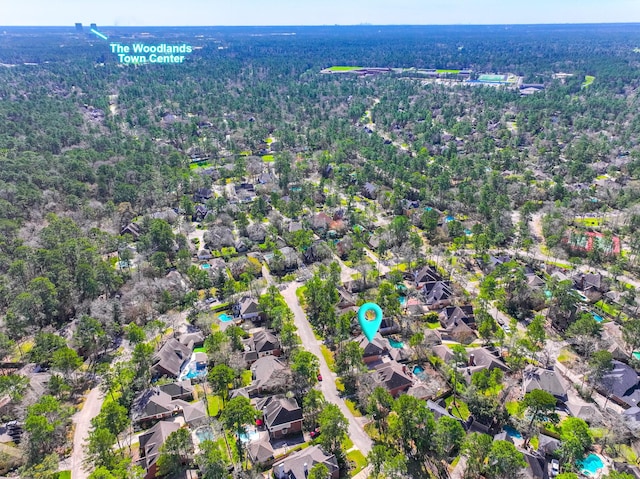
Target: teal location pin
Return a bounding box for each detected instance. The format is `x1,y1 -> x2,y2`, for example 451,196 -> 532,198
358,302 -> 383,341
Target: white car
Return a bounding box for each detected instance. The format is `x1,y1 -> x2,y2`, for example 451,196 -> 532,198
551,459 -> 560,476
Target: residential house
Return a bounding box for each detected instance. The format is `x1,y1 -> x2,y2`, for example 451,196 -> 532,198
311,212 -> 332,233
426,400 -> 457,421
373,361 -> 414,397
137,421 -> 181,479
288,221 -> 303,233
273,445 -> 339,479
133,380 -> 197,424
537,434 -> 561,456
248,439 -> 275,466
120,222 -> 141,240
235,297 -> 261,320
256,395 -> 303,439
243,330 -> 281,364
462,348 -> 509,383
623,406 -> 640,429
431,345 -> 455,363
151,338 -> 192,379
423,281 -> 454,309
172,399 -> 208,427
158,380 -> 194,401
197,249 -> 212,261
598,360 -> 640,408
193,188 -> 212,202
248,356 -> 291,396
414,265 -> 442,286
362,182 -> 378,199
357,334 -> 389,364
526,273 -> 546,290
573,273 -> 606,301
522,365 -> 568,402
566,399 -> 602,424
440,306 -> 475,329
133,388 -> 179,424
178,331 -> 205,350
193,204 -> 209,222
522,451 -> 548,479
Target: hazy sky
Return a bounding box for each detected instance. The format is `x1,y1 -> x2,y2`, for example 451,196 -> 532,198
2,0 -> 639,26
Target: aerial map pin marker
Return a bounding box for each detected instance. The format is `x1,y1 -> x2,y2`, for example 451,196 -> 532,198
358,302 -> 383,341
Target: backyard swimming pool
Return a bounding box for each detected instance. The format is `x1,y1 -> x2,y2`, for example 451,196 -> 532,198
591,312 -> 604,323
388,338 -> 404,348
194,426 -> 214,444
219,313 -> 233,322
503,425 -> 522,439
239,427 -> 260,443
201,263 -> 211,269
413,365 -> 428,380
579,453 -> 604,476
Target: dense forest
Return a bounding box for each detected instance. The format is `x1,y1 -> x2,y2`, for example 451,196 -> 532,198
1,23 -> 640,479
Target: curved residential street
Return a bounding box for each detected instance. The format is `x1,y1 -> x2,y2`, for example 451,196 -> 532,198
67,386 -> 104,479
281,282 -> 373,456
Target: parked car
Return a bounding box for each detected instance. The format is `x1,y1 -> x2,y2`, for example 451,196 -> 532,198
317,373 -> 323,381
310,427 -> 321,438
551,459 -> 559,476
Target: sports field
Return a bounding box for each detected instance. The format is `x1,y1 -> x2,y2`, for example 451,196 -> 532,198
477,74 -> 507,82
326,66 -> 363,72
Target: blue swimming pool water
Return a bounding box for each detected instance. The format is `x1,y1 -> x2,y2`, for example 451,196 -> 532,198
445,215 -> 455,222
238,427 -> 260,443
464,229 -> 472,236
201,263 -> 211,269
185,368 -> 206,379
195,426 -> 214,443
388,339 -> 404,349
503,425 -> 522,439
579,454 -> 604,476
413,366 -> 424,374
634,352 -> 640,361
592,312 -> 604,323
219,313 -> 233,322
399,296 -> 406,305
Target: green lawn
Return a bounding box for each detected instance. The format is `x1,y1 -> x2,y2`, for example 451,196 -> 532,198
320,345 -> 336,372
335,377 -> 345,393
194,346 -> 207,354
583,75 -> 596,88
595,300 -> 619,317
55,472 -> 71,479
207,395 -> 224,417
241,370 -> 253,386
343,436 -> 354,450
506,401 -> 521,417
436,69 -> 461,74
345,399 -> 362,417
445,397 -> 470,420
262,154 -> 274,162
327,66 -> 363,72
347,450 -> 368,476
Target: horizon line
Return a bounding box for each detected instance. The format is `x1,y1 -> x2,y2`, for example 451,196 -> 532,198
3,22 -> 640,28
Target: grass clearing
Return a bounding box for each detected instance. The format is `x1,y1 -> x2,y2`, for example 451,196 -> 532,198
347,450 -> 368,476
445,397 -> 470,420
327,66 -> 363,72
345,399 -> 362,417
55,472 -> 71,479
335,377 -> 345,393
262,154 -> 274,162
506,401 -> 521,417
583,75 -> 596,88
296,286 -> 307,308
320,344 -> 336,372
343,436 -> 354,450
557,348 -> 577,364
241,370 -> 253,386
207,395 -> 224,417
436,69 -> 461,74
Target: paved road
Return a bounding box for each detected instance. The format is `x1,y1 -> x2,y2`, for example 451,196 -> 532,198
68,386 -> 104,479
281,282 -> 373,456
